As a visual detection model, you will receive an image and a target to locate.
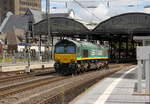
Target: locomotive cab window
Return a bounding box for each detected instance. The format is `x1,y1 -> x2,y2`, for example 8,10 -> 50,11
55,45 -> 76,54
55,46 -> 64,53
66,46 -> 75,53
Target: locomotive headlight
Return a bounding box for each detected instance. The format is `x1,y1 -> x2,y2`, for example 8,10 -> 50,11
54,63 -> 60,69
71,59 -> 75,63
55,59 -> 60,63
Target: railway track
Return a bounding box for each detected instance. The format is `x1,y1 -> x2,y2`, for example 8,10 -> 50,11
37,64 -> 133,104
0,69 -> 54,84
0,67 -> 102,99
0,74 -> 65,98
0,64 -> 132,104
0,64 -> 121,84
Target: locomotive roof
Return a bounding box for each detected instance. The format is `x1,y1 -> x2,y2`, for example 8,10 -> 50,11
57,39 -> 102,49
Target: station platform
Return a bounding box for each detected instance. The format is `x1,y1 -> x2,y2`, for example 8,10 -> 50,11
0,61 -> 54,72
70,66 -> 150,104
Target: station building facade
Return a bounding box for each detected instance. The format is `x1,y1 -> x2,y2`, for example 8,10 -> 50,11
0,0 -> 41,23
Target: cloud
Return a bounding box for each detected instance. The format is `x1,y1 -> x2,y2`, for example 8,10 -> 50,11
42,8 -> 46,12
67,1 -> 109,22
50,0 -> 141,7
110,0 -> 141,7
41,0 -> 146,23
107,7 -> 144,17
144,8 -> 150,13
92,4 -> 109,18
41,0 -> 46,11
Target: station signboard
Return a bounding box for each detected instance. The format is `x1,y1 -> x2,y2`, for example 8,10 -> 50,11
136,46 -> 150,60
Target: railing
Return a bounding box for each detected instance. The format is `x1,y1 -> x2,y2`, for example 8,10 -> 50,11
0,51 -> 52,65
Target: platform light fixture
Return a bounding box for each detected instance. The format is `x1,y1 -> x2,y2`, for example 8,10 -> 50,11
144,5 -> 150,8
46,0 -> 51,45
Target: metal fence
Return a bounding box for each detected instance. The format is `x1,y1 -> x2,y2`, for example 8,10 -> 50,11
0,50 -> 52,65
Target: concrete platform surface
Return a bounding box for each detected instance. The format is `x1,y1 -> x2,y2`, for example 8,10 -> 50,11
70,66 -> 150,104
0,61 -> 54,72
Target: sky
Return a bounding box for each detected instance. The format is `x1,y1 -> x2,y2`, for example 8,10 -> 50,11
41,0 -> 150,22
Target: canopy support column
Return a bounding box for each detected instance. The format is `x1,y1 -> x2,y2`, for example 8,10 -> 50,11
109,37 -> 113,59
119,36 -> 121,60
126,39 -> 128,59
51,35 -> 54,60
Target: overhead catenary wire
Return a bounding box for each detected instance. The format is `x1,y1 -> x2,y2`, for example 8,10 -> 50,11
50,0 -> 102,21
72,0 -> 102,21
49,0 -> 140,21
50,0 -> 142,8
50,0 -> 109,2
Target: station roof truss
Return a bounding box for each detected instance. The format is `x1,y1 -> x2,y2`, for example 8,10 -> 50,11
34,17 -> 90,38
34,13 -> 150,41
92,13 -> 150,40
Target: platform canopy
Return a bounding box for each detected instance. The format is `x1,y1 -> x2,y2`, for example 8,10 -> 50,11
34,17 -> 90,37
92,13 -> 150,40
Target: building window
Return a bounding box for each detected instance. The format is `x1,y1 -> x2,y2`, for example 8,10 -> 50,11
20,1 -> 26,5
28,21 -> 32,29
3,1 -> 7,4
20,7 -> 27,12
4,7 -> 7,11
20,0 -> 38,7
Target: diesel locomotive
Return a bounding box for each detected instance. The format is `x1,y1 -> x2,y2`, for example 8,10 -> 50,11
54,39 -> 109,74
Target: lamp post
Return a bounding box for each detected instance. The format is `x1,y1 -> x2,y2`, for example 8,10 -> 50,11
25,24 -> 31,73
0,8 -> 3,24
46,0 -> 50,43
46,0 -> 53,60
26,43 -> 31,73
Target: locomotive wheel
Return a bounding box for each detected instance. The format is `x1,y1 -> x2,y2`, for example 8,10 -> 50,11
105,65 -> 109,69
80,67 -> 85,73
55,68 -> 61,74
76,67 -> 80,74
83,67 -> 86,72
100,66 -> 104,70
95,64 -> 99,70
98,66 -> 101,70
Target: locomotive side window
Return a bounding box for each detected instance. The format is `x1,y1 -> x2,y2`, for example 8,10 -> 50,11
77,47 -> 81,56
83,49 -> 88,57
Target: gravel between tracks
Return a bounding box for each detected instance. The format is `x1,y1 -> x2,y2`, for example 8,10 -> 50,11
0,68 -> 54,80
0,69 -> 55,86
0,64 -> 133,104
0,74 -> 57,91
